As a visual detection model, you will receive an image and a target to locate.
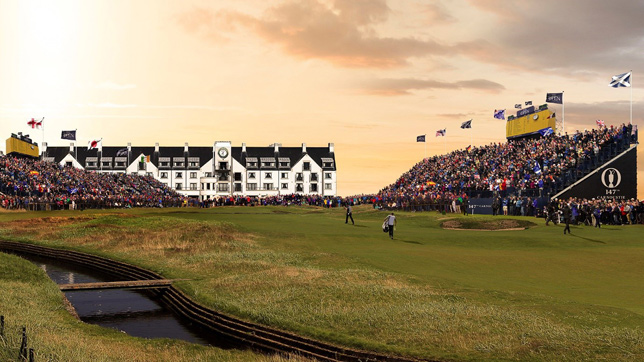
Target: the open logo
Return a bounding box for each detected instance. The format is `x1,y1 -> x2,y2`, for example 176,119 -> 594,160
601,168 -> 621,188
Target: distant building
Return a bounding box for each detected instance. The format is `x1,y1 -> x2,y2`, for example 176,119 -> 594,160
41,141 -> 337,200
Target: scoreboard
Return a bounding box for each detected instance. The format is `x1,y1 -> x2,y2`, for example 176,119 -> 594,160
6,133 -> 39,158
506,105 -> 556,139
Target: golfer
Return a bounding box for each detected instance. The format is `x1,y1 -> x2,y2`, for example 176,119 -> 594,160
384,212 -> 397,239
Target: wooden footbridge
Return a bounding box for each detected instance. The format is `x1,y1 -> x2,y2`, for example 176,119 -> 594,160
58,279 -> 179,291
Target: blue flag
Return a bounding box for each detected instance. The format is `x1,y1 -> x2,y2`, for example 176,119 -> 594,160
416,135 -> 426,142
494,109 -> 505,120
533,162 -> 541,174
539,127 -> 554,137
546,92 -> 563,104
609,72 -> 631,88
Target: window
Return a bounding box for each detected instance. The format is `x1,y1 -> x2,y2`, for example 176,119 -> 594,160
325,183 -> 332,190
189,161 -> 199,167
247,162 -> 257,168
160,161 -> 170,167
217,183 -> 229,192
102,161 -> 110,167
176,172 -> 183,179
310,184 -> 318,192
296,184 -> 303,192
263,183 -> 273,190
323,162 -> 333,168
296,173 -> 303,181
303,162 -> 310,171
234,183 -> 242,192
279,162 -> 289,168
176,183 -> 183,190
190,172 -> 197,179
247,183 -> 257,191
206,183 -> 211,190
281,172 -> 288,179
234,172 -> 242,181
281,183 -> 288,189
160,172 -> 168,179
66,162 -> 72,167
219,162 -> 228,170
265,173 -> 272,179
190,183 -> 198,190
138,162 -> 145,171
325,172 -> 332,179
248,172 -> 256,179
146,172 -> 153,177
310,173 -> 318,181
204,172 -> 212,177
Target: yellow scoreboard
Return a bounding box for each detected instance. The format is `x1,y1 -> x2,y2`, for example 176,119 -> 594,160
506,106 -> 556,139
6,134 -> 39,158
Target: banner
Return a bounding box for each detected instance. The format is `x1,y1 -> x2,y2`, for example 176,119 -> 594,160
467,198 -> 493,215
546,93 -> 563,104
556,146 -> 637,200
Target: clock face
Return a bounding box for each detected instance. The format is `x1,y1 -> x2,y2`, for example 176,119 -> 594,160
218,148 -> 228,158
533,114 -> 539,120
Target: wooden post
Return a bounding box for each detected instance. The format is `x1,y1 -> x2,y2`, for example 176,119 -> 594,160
19,327 -> 28,360
0,315 -> 4,337
29,348 -> 35,362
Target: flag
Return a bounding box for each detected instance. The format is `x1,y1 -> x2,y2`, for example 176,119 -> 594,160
547,112 -> 556,119
461,119 -> 472,129
538,127 -> 554,137
525,101 -> 532,106
466,145 -> 472,153
116,147 -> 128,157
514,103 -> 522,109
436,129 -> 446,137
88,139 -> 102,150
546,92 -> 563,104
27,118 -> 43,129
61,130 -> 76,140
609,72 -> 631,88
533,162 -> 542,174
494,109 -> 505,120
29,170 -> 39,176
596,119 -> 605,127
416,135 -> 426,142
140,155 -> 150,163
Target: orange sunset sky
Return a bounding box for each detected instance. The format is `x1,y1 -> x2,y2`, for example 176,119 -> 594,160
0,0 -> 642,198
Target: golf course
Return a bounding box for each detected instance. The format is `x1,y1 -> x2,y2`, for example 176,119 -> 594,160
1,205 -> 643,361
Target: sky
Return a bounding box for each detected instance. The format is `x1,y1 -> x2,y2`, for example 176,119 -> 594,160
0,0 -> 642,198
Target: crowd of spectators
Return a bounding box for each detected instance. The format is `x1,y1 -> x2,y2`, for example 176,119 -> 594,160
1,155 -> 186,210
198,194 -> 343,208
374,123 -> 636,209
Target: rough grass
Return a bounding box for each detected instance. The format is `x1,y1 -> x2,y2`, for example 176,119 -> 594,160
0,252 -> 312,362
1,207 -> 644,361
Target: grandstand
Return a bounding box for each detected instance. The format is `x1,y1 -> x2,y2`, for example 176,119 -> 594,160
376,124 -> 638,214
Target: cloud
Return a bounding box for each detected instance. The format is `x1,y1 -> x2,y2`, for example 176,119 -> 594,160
96,81 -> 136,91
359,77 -> 505,96
177,1 -> 453,68
462,0 -> 644,76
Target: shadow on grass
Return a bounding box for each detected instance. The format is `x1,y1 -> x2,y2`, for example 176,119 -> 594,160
569,233 -> 606,244
397,239 -> 424,245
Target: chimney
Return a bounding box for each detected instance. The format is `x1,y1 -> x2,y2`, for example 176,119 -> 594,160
302,143 -> 307,153
184,142 -> 189,153
155,142 -> 160,153
127,142 -> 131,152
328,142 -> 334,153
69,142 -> 74,153
274,143 -> 279,153
242,143 -> 247,153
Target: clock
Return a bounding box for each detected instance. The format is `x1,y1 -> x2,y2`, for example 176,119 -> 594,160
218,148 -> 229,158
533,114 -> 539,120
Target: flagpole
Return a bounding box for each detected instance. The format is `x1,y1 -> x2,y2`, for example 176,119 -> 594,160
562,91 -> 565,135
424,134 -> 427,159
630,70 -> 633,125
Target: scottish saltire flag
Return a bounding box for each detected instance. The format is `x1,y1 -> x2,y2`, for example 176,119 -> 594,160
609,72 -> 631,87
547,112 -> 556,119
61,130 -> 76,140
514,103 -> 522,109
596,119 -> 605,127
533,162 -> 542,174
494,109 -> 505,120
525,100 -> 532,106
88,139 -> 102,150
116,147 -> 128,156
460,119 -> 472,129
436,129 -> 446,137
538,127 -> 554,137
416,135 -> 426,142
546,92 -> 563,104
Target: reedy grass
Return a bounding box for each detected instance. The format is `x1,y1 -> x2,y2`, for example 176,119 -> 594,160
1,206 -> 644,361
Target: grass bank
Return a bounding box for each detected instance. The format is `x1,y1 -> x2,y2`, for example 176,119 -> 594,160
1,206 -> 644,361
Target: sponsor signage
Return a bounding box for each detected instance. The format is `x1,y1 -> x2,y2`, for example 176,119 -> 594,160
557,147 -> 637,200
467,198 -> 493,215
516,106 -> 535,118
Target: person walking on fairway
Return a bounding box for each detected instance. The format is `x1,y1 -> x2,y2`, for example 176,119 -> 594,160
563,202 -> 572,234
345,203 -> 354,225
385,212 -> 397,239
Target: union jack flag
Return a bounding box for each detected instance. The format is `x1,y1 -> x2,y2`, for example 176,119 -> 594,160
596,120 -> 605,127
436,129 -> 446,137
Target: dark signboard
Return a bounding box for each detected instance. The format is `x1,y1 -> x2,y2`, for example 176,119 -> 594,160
517,106 -> 535,118
468,198 -> 493,215
556,146 -> 638,201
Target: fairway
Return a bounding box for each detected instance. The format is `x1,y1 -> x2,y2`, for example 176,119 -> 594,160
1,206 -> 644,361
